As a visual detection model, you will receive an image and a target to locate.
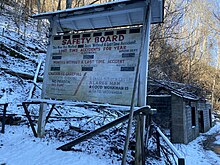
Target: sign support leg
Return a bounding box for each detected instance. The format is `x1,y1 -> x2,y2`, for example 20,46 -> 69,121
22,103 -> 38,137
135,2 -> 152,164
37,19 -> 57,138
37,103 -> 47,137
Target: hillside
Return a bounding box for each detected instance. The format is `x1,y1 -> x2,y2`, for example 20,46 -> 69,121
0,5 -> 46,103
0,1 -> 220,165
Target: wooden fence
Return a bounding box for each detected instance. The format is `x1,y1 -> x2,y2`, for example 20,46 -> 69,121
156,126 -> 185,165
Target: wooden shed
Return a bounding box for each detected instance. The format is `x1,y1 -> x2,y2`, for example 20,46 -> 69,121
147,80 -> 212,144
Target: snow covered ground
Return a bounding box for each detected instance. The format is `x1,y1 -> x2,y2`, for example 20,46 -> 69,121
0,3 -> 220,165
176,122 -> 220,165
0,125 -> 116,165
0,121 -> 220,165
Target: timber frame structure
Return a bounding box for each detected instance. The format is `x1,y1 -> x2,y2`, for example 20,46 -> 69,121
32,0 -> 164,164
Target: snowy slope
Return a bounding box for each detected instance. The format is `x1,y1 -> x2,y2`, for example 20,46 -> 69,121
0,3 -> 220,165
0,122 -> 220,165
0,125 -> 117,165
0,6 -> 47,114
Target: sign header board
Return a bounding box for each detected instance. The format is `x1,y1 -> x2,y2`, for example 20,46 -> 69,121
45,28 -> 142,105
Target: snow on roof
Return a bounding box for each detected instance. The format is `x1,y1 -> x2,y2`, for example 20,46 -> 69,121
32,0 -> 164,32
32,0 -> 132,19
148,79 -> 202,101
171,91 -> 199,101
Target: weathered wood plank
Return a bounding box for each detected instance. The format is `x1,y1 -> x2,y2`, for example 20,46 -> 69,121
22,103 -> 38,137
57,106 -> 150,151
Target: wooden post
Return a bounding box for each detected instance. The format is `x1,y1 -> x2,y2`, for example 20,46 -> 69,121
135,115 -> 142,164
135,113 -> 146,165
121,53 -> 142,164
135,2 -> 152,165
156,130 -> 161,157
37,18 -> 58,137
140,115 -> 146,164
1,103 -> 8,133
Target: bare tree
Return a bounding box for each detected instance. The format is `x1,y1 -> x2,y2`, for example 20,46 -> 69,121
66,0 -> 72,9
37,0 -> 42,33
57,0 -> 62,10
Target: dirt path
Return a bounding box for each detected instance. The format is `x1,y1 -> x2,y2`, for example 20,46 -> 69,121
202,133 -> 220,155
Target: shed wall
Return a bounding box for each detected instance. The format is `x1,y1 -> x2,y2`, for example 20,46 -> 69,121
147,96 -> 171,128
184,101 -> 199,143
171,94 -> 187,143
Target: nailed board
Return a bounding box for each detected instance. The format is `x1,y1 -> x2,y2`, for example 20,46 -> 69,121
45,28 -> 142,105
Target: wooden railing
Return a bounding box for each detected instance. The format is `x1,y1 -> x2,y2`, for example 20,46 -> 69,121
156,126 -> 185,165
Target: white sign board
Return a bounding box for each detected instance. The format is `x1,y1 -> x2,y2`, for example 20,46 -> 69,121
45,28 -> 142,105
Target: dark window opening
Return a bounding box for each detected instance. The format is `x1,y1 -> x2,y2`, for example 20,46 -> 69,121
191,107 -> 196,127
209,109 -> 212,127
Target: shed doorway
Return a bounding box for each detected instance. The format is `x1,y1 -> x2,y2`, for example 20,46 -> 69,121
198,111 -> 204,133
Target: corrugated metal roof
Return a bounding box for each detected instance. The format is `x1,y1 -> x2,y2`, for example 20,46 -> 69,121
32,0 -> 164,32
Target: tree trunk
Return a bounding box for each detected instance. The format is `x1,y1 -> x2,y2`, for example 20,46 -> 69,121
57,0 -> 62,10
51,0 -> 55,11
30,0 -> 33,14
37,0 -> 41,33
41,0 -> 46,12
212,38 -> 220,109
66,0 -> 72,9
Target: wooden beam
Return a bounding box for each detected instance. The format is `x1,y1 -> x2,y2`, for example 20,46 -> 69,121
22,103 -> 38,137
57,106 -> 150,151
0,67 -> 43,82
28,59 -> 43,99
45,104 -> 56,123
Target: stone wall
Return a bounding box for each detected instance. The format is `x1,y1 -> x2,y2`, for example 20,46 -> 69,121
148,92 -> 211,144
147,96 -> 171,129
171,96 -> 200,144
185,101 -> 199,143
171,94 -> 187,143
198,101 -> 212,133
